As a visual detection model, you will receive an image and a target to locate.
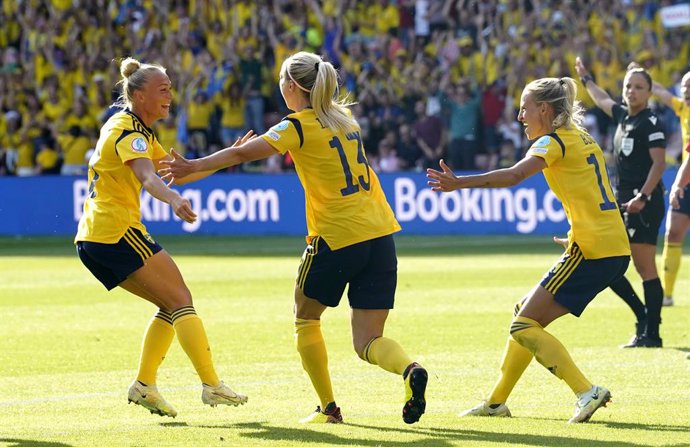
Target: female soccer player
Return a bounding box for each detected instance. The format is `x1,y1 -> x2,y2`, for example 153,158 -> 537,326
75,57 -> 248,418
427,77 -> 630,423
160,51 -> 427,424
576,58 -> 666,348
651,71 -> 690,307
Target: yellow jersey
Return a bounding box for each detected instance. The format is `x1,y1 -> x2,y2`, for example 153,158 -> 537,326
75,110 -> 167,244
526,127 -> 630,259
261,108 -> 401,250
671,96 -> 690,161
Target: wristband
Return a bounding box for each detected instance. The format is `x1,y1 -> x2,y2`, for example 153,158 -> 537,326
580,75 -> 593,85
637,192 -> 650,203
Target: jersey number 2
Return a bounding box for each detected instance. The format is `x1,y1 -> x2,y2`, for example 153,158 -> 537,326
330,132 -> 371,196
586,154 -> 617,211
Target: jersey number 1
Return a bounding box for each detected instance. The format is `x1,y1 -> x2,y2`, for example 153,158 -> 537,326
330,132 -> 371,196
586,154 -> 617,211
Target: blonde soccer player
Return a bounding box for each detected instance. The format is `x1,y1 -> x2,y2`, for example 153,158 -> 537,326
75,57 -> 248,418
428,77 -> 630,423
160,51 -> 428,424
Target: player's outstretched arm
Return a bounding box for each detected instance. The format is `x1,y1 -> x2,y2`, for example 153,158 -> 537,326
427,156 -> 546,192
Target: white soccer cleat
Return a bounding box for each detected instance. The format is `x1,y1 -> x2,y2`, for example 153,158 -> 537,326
127,381 -> 177,418
662,296 -> 674,306
202,381 -> 248,407
569,385 -> 611,423
459,401 -> 511,417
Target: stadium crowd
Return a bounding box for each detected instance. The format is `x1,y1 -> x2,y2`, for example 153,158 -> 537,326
0,0 -> 689,176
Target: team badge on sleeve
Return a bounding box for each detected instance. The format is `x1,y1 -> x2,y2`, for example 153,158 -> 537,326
131,137 -> 148,153
272,121 -> 289,132
533,136 -> 551,147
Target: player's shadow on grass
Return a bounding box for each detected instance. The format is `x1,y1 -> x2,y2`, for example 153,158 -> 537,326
198,422 -> 667,447
521,417 -> 690,433
0,439 -> 73,447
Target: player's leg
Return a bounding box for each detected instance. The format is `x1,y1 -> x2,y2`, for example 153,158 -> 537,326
608,276 -> 647,346
512,247 -> 628,422
294,237 -> 344,423
461,298 -> 532,418
349,235 -> 427,424
76,239 -> 178,417
294,284 -> 340,423
630,242 -> 663,347
662,207 -> 690,306
123,229 -> 246,407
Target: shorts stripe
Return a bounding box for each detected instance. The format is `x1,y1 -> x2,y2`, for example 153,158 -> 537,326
545,246 -> 584,294
122,231 -> 147,261
297,237 -> 319,289
127,228 -> 153,258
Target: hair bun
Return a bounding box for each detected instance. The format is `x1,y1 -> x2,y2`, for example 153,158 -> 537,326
120,57 -> 141,78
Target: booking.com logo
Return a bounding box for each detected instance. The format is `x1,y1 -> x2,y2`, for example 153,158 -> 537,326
393,178 -> 566,234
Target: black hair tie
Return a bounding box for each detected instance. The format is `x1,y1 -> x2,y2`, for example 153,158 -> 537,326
315,61 -> 320,71
559,79 -> 565,86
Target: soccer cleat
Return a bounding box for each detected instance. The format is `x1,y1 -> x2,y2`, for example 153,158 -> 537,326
662,296 -> 674,306
568,385 -> 611,423
201,381 -> 248,407
620,320 -> 647,348
299,402 -> 343,424
459,401 -> 511,417
127,381 -> 177,418
402,362 -> 428,424
622,335 -> 662,348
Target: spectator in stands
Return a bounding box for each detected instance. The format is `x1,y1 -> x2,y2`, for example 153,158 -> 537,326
413,99 -> 445,169
2,0 -> 689,175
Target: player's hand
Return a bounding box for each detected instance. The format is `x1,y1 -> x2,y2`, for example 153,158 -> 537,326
170,195 -> 197,223
427,159 -> 461,192
552,236 -> 568,249
574,56 -> 589,77
232,130 -> 257,147
670,184 -> 684,209
159,149 -> 196,182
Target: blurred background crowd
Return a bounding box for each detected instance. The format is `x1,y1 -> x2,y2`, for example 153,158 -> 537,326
1,0 -> 689,177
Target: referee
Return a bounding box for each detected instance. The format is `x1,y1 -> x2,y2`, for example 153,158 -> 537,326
575,57 -> 666,348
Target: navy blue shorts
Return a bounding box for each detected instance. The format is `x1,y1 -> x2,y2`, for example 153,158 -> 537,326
670,185 -> 690,216
296,234 -> 397,309
540,244 -> 630,317
76,227 -> 162,290
617,187 -> 665,245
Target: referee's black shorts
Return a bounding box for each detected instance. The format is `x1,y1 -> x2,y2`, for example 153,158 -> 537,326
617,187 -> 665,245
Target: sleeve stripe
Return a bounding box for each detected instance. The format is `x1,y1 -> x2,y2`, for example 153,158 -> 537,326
548,132 -> 566,157
285,117 -> 304,148
648,132 -> 665,142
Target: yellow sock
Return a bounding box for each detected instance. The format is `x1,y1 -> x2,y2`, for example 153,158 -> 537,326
172,306 -> 220,387
662,242 -> 682,297
510,316 -> 591,395
136,310 -> 175,385
362,337 -> 413,375
295,318 -> 334,408
488,338 -> 533,404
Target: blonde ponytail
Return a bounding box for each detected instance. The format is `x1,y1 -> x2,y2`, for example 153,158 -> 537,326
114,57 -> 167,109
524,77 -> 585,130
283,51 -> 357,134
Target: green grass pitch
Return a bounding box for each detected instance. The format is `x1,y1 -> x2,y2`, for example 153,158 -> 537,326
1,235 -> 689,447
